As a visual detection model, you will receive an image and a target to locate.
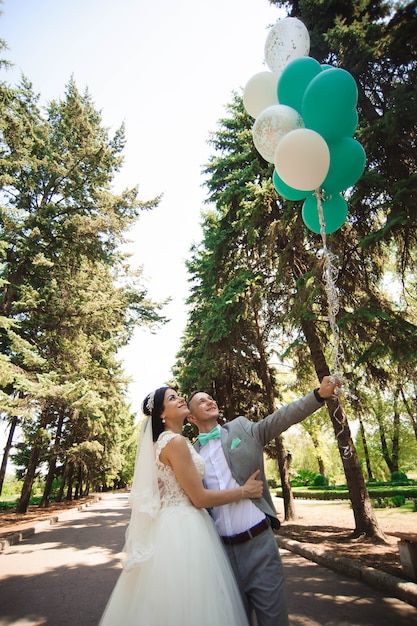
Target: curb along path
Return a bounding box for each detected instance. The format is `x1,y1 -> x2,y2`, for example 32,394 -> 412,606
0,495 -> 102,552
277,535 -> 417,609
1,492 -> 417,625
1,492 -> 417,616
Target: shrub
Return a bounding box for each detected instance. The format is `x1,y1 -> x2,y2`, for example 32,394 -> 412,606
413,499 -> 417,512
391,471 -> 408,483
313,474 -> 329,487
372,497 -> 388,509
291,470 -> 317,486
389,494 -> 406,508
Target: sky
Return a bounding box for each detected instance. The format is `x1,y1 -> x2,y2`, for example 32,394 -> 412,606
1,0 -> 286,420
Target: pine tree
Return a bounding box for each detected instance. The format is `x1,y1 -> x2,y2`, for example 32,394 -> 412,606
0,76 -> 165,510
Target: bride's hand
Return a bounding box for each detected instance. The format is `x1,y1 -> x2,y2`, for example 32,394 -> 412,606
242,470 -> 263,499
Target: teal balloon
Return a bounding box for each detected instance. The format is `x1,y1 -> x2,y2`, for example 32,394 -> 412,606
302,68 -> 359,142
278,57 -> 322,114
323,138 -> 366,193
273,169 -> 310,201
344,109 -> 359,137
302,193 -> 348,234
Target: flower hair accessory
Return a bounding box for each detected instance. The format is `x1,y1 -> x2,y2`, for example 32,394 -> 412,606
146,391 -> 155,414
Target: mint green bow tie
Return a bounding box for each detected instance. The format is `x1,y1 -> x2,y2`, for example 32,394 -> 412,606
198,427 -> 221,446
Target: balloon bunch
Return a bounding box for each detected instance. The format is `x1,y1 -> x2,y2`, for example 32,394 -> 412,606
242,17 -> 364,392
243,17 -> 366,235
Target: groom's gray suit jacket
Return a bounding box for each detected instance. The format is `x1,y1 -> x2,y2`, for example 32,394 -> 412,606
195,391 -> 323,529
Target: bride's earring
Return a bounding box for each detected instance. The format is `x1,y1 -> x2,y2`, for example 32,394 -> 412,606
161,417 -> 165,424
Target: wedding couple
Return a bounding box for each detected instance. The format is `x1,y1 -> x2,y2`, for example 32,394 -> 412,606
99,377 -> 337,626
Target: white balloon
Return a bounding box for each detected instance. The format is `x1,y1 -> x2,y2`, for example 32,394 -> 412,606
252,104 -> 304,163
243,71 -> 278,118
264,17 -> 310,76
274,128 -> 330,191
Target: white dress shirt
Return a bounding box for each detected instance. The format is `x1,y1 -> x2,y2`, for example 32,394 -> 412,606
199,428 -> 265,536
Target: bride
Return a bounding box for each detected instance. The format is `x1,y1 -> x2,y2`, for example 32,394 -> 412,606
99,386 -> 262,626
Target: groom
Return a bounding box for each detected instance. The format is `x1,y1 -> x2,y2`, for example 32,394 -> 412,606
187,376 -> 338,626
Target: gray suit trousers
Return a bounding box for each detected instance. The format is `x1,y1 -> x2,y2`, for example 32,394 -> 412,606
222,526 -> 289,626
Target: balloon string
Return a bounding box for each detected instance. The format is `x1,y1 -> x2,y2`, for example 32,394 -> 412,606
314,190 -> 351,458
314,189 -> 342,379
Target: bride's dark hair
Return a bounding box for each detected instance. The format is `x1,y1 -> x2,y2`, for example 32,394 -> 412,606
142,386 -> 169,441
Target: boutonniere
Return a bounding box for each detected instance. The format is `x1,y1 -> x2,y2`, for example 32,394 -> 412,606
231,438 -> 241,450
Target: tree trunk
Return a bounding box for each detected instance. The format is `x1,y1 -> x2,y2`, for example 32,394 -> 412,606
376,409 -> 395,473
375,393 -> 399,474
253,298 -> 296,520
0,415 -> 19,495
16,446 -> 40,513
275,435 -> 296,520
326,395 -> 385,539
16,410 -> 49,514
301,318 -> 385,540
74,464 -> 82,499
66,463 -> 74,501
358,414 -> 374,481
391,387 -> 401,472
56,460 -> 70,502
351,393 -> 374,480
400,386 -> 417,442
40,455 -> 57,508
310,434 -> 327,477
39,408 -> 66,508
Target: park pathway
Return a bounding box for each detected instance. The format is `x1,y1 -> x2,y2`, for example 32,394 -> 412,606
0,492 -> 417,625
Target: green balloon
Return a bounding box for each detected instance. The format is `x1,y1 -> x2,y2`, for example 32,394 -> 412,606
278,57 -> 322,114
273,169 -> 310,201
302,68 -> 359,142
323,138 -> 366,192
344,109 -> 359,137
302,193 -> 348,234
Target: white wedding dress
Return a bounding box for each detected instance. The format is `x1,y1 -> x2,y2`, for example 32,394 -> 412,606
99,431 -> 249,626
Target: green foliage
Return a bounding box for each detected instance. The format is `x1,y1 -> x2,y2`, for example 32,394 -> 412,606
391,470 -> 408,483
277,481 -> 417,501
354,391 -> 417,481
372,494 -> 408,509
0,64 -> 166,507
313,474 -> 329,487
372,497 -> 389,509
369,497 -> 417,512
169,0 -> 417,537
291,469 -> 318,486
276,486 -> 350,500
367,486 -> 417,499
390,494 -> 406,507
0,493 -> 59,511
0,500 -> 18,511
284,424 -> 345,484
267,0 -> 417,477
264,456 -> 281,486
0,474 -> 24,498
173,94 -> 280,416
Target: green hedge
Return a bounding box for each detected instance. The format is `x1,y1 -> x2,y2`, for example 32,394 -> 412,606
275,488 -> 350,500
275,486 -> 417,501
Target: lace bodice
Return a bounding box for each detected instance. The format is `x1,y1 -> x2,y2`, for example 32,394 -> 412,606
155,431 -> 205,508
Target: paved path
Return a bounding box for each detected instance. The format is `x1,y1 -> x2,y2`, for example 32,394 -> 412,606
1,492 -> 417,625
